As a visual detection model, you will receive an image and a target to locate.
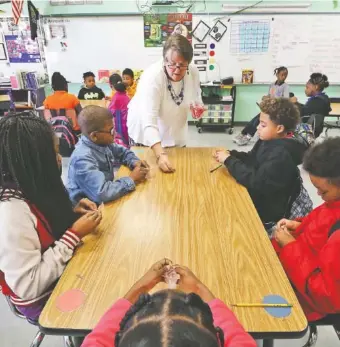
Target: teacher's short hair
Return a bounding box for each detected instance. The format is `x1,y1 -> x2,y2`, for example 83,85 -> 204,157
163,34 -> 193,64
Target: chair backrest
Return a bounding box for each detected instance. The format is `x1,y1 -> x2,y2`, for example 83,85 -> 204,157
301,113 -> 325,138
44,108 -> 80,131
329,97 -> 340,104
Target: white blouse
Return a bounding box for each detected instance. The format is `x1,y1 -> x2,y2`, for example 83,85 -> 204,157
127,60 -> 202,147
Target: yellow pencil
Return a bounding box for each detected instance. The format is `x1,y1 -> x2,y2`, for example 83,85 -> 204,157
210,164 -> 222,173
232,303 -> 293,308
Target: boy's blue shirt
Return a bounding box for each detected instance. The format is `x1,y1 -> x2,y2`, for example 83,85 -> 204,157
67,136 -> 139,204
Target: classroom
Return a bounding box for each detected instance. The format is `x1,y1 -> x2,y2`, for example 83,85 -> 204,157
1,1 -> 340,347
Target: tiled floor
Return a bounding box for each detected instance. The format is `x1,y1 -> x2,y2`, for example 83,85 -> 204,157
1,126 -> 339,347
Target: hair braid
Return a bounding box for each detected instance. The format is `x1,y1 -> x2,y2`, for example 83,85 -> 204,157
0,113 -> 77,238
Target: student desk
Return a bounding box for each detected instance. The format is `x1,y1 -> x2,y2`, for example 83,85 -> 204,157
39,148 -> 307,342
330,103 -> 340,116
80,99 -> 109,108
326,102 -> 340,134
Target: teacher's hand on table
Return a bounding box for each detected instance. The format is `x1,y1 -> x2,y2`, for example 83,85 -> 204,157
174,265 -> 215,303
158,154 -> 176,173
130,165 -> 149,184
124,258 -> 172,304
71,210 -> 102,238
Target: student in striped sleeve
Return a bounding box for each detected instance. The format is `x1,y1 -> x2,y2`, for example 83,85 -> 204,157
0,113 -> 102,322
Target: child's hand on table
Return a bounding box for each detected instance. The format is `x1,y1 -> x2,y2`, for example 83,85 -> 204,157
71,210 -> 102,239
174,265 -> 215,303
130,165 -> 149,184
74,198 -> 98,215
134,160 -> 150,169
273,225 -> 296,247
124,258 -> 172,303
213,149 -> 230,164
277,218 -> 301,233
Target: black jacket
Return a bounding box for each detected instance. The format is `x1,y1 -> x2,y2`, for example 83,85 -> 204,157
78,86 -> 105,100
298,93 -> 331,137
225,137 -> 308,224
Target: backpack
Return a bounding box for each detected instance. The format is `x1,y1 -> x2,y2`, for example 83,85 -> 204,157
50,115 -> 78,157
293,123 -> 315,147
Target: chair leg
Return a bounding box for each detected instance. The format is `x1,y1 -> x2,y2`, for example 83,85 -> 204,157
263,339 -> 274,347
30,331 -> 45,347
64,336 -> 84,347
332,323 -> 340,340
302,325 -> 318,347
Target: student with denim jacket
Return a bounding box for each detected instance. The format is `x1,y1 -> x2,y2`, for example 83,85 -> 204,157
67,106 -> 149,205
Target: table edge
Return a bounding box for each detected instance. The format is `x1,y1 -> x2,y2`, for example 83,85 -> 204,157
38,322 -> 309,340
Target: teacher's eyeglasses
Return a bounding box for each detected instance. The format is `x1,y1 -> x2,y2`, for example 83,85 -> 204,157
166,62 -> 189,71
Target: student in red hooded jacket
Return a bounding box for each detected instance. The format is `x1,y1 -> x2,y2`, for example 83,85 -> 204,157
272,137 -> 340,324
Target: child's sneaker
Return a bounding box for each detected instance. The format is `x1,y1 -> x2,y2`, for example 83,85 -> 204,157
233,133 -> 245,143
236,134 -> 252,146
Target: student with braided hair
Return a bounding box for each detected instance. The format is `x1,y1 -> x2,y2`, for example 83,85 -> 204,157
291,73 -> 331,138
82,259 -> 256,347
0,113 -> 102,323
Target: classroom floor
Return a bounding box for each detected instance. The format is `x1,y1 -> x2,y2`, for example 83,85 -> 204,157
1,125 -> 339,347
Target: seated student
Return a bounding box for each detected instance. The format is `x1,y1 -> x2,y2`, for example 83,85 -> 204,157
234,66 -> 290,146
108,74 -> 130,148
122,68 -> 138,99
213,97 -> 308,230
0,113 -> 101,322
67,105 -> 149,205
82,259 -> 256,347
272,137 -> 340,324
78,71 -> 105,101
44,72 -> 82,115
291,73 -> 331,138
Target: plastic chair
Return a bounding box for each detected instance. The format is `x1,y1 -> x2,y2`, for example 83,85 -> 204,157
43,109 -> 80,132
4,296 -> 76,347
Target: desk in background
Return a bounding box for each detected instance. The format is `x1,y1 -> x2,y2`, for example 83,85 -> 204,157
39,148 -> 307,341
326,101 -> 340,134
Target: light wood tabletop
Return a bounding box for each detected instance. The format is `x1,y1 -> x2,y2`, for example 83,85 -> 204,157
330,103 -> 340,116
80,99 -> 109,108
39,148 -> 307,338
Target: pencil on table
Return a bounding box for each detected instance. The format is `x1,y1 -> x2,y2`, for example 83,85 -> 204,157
210,164 -> 222,173
232,303 -> 293,308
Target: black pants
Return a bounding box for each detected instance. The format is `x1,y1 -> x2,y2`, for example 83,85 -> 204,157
241,113 -> 260,136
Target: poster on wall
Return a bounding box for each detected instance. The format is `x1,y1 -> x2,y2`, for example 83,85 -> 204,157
144,13 -> 192,48
5,34 -> 41,63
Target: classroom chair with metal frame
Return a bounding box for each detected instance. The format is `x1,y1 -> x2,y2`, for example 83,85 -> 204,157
261,314 -> 340,347
301,113 -> 325,139
324,97 -> 340,136
4,296 -> 76,347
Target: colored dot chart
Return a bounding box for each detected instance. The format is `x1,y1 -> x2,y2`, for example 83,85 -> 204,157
209,43 -> 215,71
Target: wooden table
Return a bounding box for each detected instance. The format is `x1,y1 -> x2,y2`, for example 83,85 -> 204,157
39,148 -> 307,339
330,103 -> 340,116
80,99 -> 109,108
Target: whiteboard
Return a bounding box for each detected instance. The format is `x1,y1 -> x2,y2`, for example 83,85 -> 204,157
43,14 -> 340,84
194,14 -> 340,84
43,16 -> 163,83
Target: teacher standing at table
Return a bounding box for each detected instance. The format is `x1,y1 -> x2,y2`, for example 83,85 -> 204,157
128,34 -> 202,173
